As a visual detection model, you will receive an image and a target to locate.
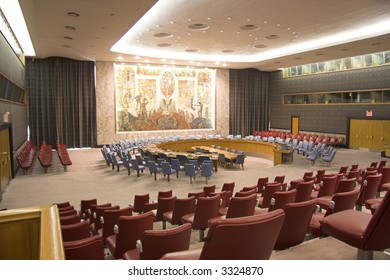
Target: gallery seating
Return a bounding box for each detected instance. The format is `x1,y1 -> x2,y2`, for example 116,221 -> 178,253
16,140 -> 38,174
64,235 -> 105,260
163,196 -> 196,227
355,174 -> 383,210
122,223 -> 192,260
105,211 -> 154,259
161,210 -> 285,260
61,220 -> 91,242
320,189 -> 390,259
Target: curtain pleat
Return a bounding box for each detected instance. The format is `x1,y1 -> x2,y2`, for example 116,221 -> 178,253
229,69 -> 269,136
25,57 -> 97,148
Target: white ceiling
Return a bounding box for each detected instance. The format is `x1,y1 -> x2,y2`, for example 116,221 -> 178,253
16,0 -> 390,71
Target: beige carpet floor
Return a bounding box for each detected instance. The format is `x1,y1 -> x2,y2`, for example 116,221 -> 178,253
1,146 -> 389,260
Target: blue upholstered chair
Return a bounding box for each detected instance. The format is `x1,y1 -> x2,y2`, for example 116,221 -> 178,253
162,162 -> 176,182
200,162 -> 213,184
185,163 -> 198,184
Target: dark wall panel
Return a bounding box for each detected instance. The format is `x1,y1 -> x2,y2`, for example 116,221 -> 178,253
269,65 -> 390,135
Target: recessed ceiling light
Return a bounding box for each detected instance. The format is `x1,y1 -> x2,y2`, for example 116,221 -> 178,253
157,43 -> 172,47
188,23 -> 209,30
67,12 -> 79,17
295,57 -> 302,60
316,53 -> 324,56
185,48 -> 199,53
222,49 -> 235,53
63,36 -> 73,40
154,32 -> 172,38
240,24 -> 260,31
265,34 -> 280,39
341,48 -> 349,51
62,45 -> 71,48
371,42 -> 381,45
254,44 -> 268,48
65,26 -> 76,30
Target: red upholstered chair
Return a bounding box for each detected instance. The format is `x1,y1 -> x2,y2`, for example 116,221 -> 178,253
153,196 -> 176,228
256,177 -> 269,194
61,220 -> 91,242
64,235 -> 105,260
221,182 -> 235,199
274,175 -> 285,184
241,185 -> 257,192
122,223 -> 192,260
58,205 -> 75,213
377,166 -> 390,196
257,183 -> 282,208
163,196 -> 196,227
309,188 -> 360,237
106,211 -> 154,259
203,185 -> 216,197
60,213 -> 81,225
91,205 -> 120,235
129,194 -> 150,214
346,169 -> 361,180
157,190 -> 173,198
314,169 -> 326,184
209,191 -> 230,208
310,175 -> 338,199
215,193 -> 257,220
234,188 -> 256,197
355,174 -> 383,211
335,177 -> 357,193
59,209 -> 78,217
97,206 -> 133,244
294,180 -> 314,203
89,203 -> 112,225
79,198 -> 97,220
320,189 -> 390,259
161,210 -> 285,260
187,191 -> 205,199
182,194 -> 221,241
274,199 -> 316,250
268,189 -> 297,211
338,166 -> 348,175
55,201 -> 71,209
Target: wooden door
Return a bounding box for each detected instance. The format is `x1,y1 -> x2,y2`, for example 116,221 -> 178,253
291,116 -> 299,135
0,128 -> 11,191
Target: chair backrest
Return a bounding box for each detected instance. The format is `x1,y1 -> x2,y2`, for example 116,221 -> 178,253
295,180 -> 314,202
147,161 -> 160,173
338,166 -> 348,174
258,183 -> 282,208
274,175 -> 285,184
256,177 -> 269,193
273,199 -> 316,250
225,193 -> 257,218
79,198 -> 97,219
200,209 -> 285,260
303,171 -> 314,179
158,190 -> 173,198
170,159 -> 182,171
324,188 -> 360,217
188,159 -> 199,170
101,207 -> 133,242
209,191 -> 230,208
176,154 -> 188,166
235,154 -> 245,164
138,223 -> 192,260
317,175 -> 338,198
89,203 -> 111,224
347,169 -> 361,180
191,195 -> 221,230
155,196 -> 177,221
235,188 -> 256,197
93,205 -> 120,233
169,196 -> 196,225
379,166 -> 390,189
203,185 -> 216,197
269,189 -> 297,211
132,194 -> 150,213
201,162 -> 213,176
162,162 -> 175,174
336,178 -> 357,193
184,163 -> 196,177
61,220 -> 91,242
356,174 -> 383,206
362,189 -> 390,250
188,191 -> 205,199
64,235 -> 105,260
222,182 -> 235,194
113,211 -> 154,259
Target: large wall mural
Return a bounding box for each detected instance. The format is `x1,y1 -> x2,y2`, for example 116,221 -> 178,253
115,64 -> 216,132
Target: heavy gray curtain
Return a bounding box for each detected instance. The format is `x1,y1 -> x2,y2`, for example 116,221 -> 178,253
25,57 -> 97,148
229,68 -> 269,136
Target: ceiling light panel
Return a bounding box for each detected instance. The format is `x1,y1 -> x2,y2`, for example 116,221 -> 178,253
111,0 -> 390,63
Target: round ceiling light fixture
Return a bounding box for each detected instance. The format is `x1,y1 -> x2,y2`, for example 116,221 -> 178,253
67,12 -> 79,17
240,24 -> 260,31
185,48 -> 199,53
265,34 -> 280,39
254,44 -> 268,48
157,43 -> 173,47
188,23 -> 209,30
222,49 -> 235,53
65,26 -> 76,30
154,32 -> 173,38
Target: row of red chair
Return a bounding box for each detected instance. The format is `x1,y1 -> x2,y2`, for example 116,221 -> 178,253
16,141 -> 38,174
37,141 -> 52,173
56,140 -> 72,171
253,130 -> 344,147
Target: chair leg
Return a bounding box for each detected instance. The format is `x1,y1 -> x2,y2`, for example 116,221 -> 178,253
154,173 -> 157,180
137,170 -> 140,177
357,249 -> 373,260
190,176 -> 192,184
167,174 -> 170,182
127,169 -> 130,175
199,229 -> 205,241
176,171 -> 179,178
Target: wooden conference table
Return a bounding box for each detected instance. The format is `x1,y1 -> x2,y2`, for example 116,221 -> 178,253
141,138 -> 291,169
